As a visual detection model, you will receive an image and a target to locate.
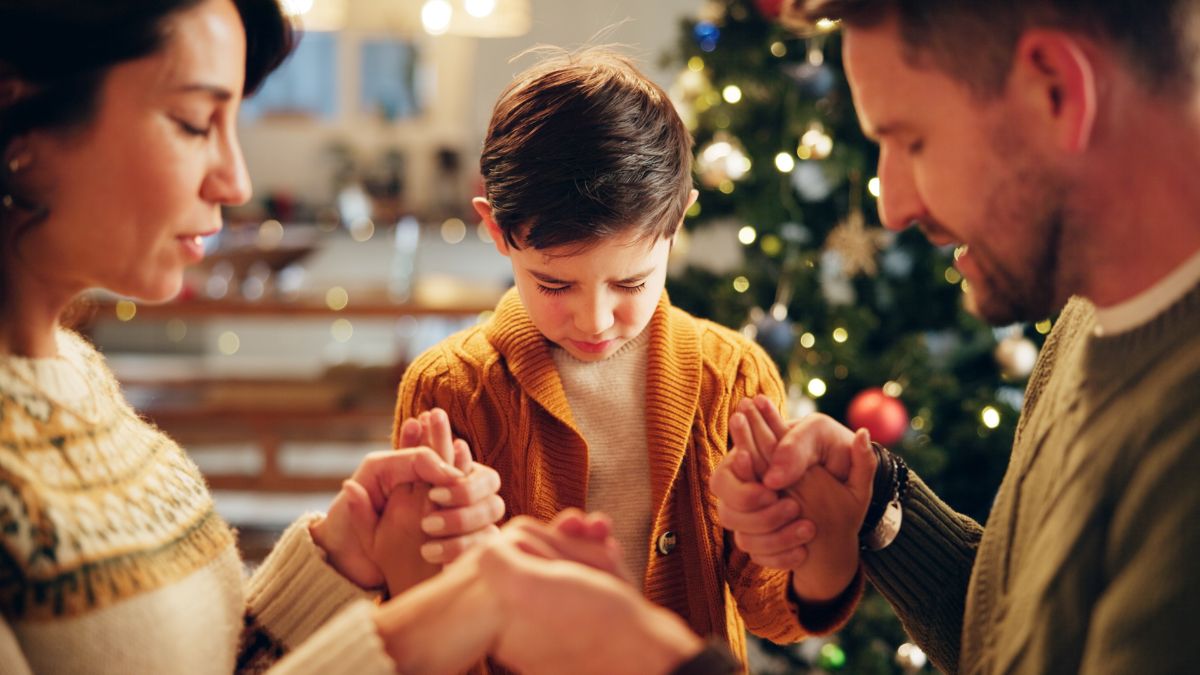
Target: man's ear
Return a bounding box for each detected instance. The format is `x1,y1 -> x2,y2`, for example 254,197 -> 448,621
1010,30 -> 1098,153
473,197 -> 511,257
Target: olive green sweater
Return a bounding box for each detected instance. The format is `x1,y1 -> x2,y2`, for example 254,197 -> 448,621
863,284 -> 1200,674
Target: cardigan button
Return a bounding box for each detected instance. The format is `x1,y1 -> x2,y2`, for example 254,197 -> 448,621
656,530 -> 677,555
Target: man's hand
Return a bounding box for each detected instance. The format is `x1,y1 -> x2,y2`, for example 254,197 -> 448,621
710,396 -> 876,602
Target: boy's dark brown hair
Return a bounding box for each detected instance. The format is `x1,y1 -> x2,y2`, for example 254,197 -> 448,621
787,0 -> 1199,100
479,47 -> 693,252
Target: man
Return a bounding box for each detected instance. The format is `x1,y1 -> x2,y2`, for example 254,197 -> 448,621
711,1 -> 1200,673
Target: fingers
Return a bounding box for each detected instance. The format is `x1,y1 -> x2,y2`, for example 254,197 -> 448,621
734,519 -> 816,559
422,524 -> 500,564
452,438 -> 473,474
341,479 -> 380,541
422,409 -> 457,465
552,508 -> 613,543
422,494 -> 506,537
730,412 -> 767,478
398,417 -> 424,449
739,398 -> 780,463
501,516 -> 627,580
847,428 -> 877,503
763,414 -> 851,490
710,449 -> 779,513
716,495 -> 801,535
429,462 -> 502,507
753,395 -> 790,438
352,448 -> 463,511
747,545 -> 811,571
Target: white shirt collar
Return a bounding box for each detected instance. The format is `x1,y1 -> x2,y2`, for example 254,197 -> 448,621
1094,247 -> 1200,336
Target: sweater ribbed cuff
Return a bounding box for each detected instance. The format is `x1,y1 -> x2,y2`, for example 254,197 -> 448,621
861,471 -> 981,669
793,568 -> 866,636
740,567 -> 807,644
267,600 -> 395,675
245,514 -> 381,649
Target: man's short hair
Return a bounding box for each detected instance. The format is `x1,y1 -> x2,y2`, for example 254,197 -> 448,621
479,47 -> 694,251
788,0 -> 1199,99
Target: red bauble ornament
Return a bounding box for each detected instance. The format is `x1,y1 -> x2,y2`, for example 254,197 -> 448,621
754,0 -> 785,19
846,388 -> 909,447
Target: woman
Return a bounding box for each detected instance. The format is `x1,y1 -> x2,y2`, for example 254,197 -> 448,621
0,1 -> 503,672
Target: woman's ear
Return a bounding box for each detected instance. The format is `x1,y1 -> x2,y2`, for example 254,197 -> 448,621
473,197 -> 510,257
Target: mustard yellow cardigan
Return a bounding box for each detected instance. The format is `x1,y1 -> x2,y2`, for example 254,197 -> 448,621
395,288 -> 831,657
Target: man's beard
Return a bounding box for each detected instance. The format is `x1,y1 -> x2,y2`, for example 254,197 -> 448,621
964,158 -> 1072,325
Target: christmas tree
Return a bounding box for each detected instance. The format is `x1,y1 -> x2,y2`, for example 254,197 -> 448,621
664,1 -> 1048,672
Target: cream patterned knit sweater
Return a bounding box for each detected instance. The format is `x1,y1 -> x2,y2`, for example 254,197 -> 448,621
0,330 -> 394,674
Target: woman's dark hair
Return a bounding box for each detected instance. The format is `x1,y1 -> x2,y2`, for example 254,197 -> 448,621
480,47 -> 694,252
0,0 -> 295,310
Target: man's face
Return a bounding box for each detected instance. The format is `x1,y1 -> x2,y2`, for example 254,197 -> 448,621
843,17 -> 1074,324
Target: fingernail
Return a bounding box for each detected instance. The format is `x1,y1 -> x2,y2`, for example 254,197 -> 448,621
781,499 -> 800,517
421,542 -> 443,560
764,468 -> 783,487
796,523 -> 814,540
429,487 -> 452,504
422,516 -> 446,533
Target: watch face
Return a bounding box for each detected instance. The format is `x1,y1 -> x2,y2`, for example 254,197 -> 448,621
864,498 -> 903,551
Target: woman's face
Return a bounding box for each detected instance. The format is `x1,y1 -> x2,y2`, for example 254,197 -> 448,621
15,0 -> 251,304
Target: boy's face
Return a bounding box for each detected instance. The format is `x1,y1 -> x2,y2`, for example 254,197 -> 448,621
475,198 -> 682,362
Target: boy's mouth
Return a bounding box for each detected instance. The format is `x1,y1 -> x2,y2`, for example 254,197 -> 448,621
569,339 -> 616,354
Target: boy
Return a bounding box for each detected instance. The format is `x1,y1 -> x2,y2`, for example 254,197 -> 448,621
394,48 -> 857,660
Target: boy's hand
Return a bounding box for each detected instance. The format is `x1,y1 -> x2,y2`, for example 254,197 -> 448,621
309,446 -> 465,591
375,410 -> 505,596
710,397 -> 874,602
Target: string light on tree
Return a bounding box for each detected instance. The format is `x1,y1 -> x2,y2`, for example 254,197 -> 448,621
896,643 -> 928,673
697,133 -> 752,188
995,333 -> 1039,379
738,225 -> 758,245
797,122 -> 834,160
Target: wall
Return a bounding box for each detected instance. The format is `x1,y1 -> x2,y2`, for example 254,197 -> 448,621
237,0 -> 699,213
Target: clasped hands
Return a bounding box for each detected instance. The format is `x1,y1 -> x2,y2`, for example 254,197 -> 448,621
309,408 -> 505,596
710,396 -> 877,603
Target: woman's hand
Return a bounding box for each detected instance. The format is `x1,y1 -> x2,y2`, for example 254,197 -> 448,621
309,446 -> 465,590
375,409 -> 505,596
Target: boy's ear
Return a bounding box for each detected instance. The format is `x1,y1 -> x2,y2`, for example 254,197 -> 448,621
671,189 -> 699,248
473,197 -> 511,257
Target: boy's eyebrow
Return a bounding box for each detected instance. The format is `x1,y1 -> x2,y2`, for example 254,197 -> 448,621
528,268 -> 655,285
614,268 -> 655,284
529,271 -> 572,284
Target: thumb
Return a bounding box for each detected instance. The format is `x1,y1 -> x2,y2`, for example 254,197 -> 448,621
343,479 -> 380,549
846,428 -> 876,503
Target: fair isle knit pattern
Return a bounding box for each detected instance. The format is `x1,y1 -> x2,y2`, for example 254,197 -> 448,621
0,330 -> 396,675
0,329 -> 234,621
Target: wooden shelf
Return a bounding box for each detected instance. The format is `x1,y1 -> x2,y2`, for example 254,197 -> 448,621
86,297 -> 496,320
